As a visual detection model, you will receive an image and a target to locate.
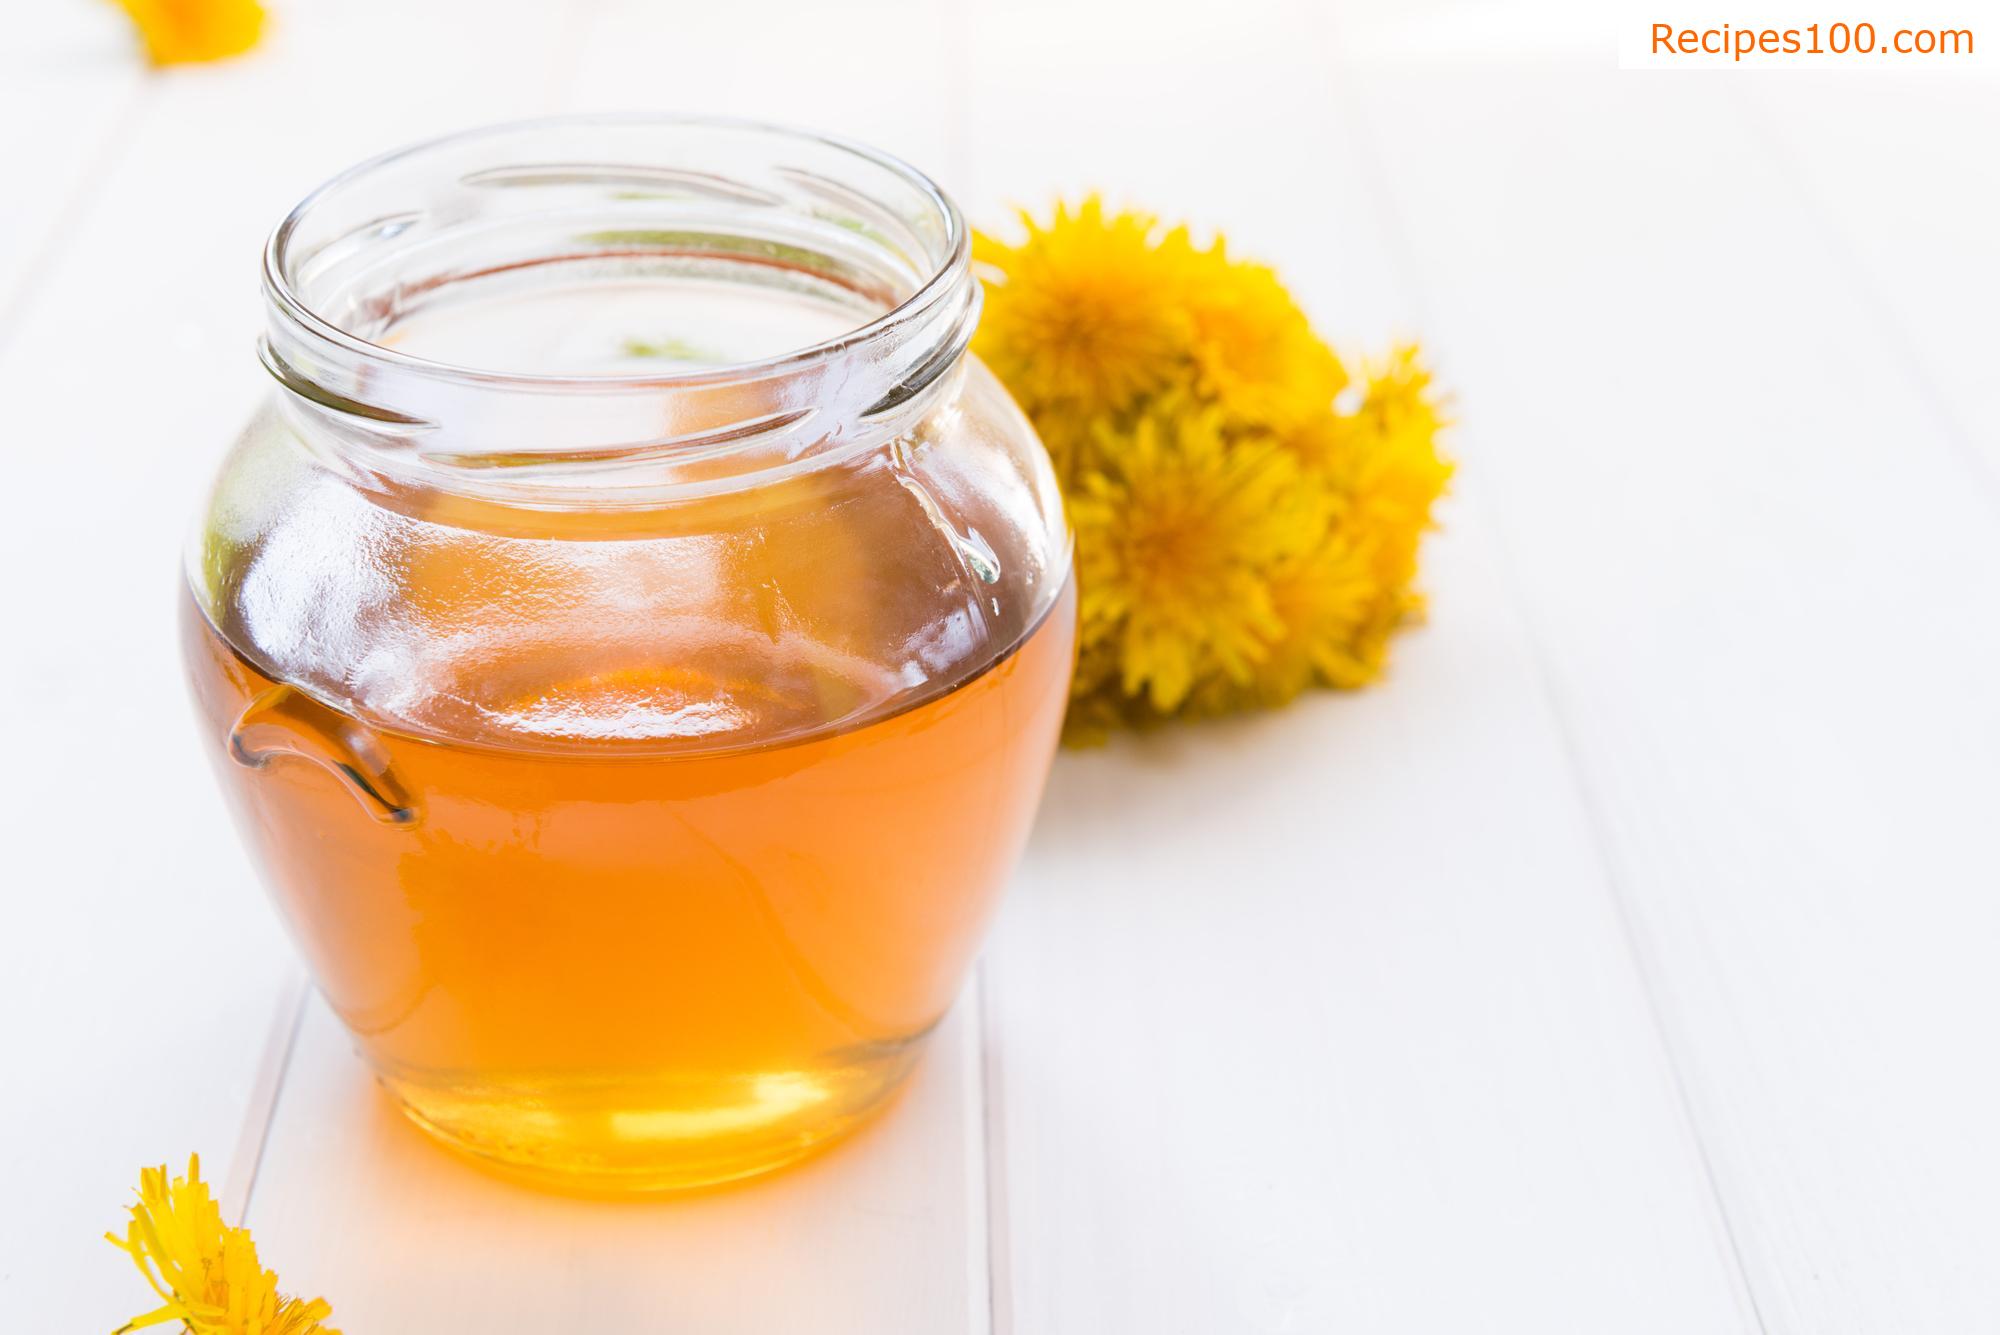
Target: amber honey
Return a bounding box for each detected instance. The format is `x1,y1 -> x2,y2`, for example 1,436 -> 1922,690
183,578 -> 1073,1191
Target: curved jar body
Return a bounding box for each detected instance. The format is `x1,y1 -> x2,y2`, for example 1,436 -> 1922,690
182,118 -> 1073,1191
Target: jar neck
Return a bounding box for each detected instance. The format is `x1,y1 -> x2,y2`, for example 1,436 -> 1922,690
260,116 -> 976,508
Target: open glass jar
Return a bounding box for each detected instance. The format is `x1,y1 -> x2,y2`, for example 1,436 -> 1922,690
182,117 -> 1073,1192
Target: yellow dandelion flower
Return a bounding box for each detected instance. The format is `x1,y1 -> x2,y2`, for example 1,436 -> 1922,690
1184,247 -> 1348,427
1072,403 -> 1319,712
974,195 -> 1450,735
973,198 -> 1199,427
1192,507 -> 1379,712
1329,343 -> 1453,589
109,0 -> 266,65
1347,342 -> 1448,445
108,1156 -> 338,1335
1246,341 -> 1449,699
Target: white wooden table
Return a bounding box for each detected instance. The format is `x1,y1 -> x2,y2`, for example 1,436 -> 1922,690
6,1 -> 1997,1330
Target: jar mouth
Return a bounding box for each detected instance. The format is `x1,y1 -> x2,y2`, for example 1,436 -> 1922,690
259,114 -> 979,499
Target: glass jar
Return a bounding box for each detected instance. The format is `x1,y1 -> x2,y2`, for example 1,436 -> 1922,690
183,117 -> 1074,1193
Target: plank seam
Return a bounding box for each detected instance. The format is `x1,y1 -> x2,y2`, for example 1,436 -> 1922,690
942,0 -> 974,204
949,4 -> 1000,1324
224,973 -> 310,1226
0,77 -> 154,361
975,958 -> 1013,1335
1457,500 -> 1775,1335
1726,80 -> 2000,522
1298,7 -> 1774,1331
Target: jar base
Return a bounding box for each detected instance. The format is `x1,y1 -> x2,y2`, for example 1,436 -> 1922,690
374,1043 -> 926,1195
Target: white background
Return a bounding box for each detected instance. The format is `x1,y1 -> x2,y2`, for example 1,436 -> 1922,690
4,0 -> 1998,1330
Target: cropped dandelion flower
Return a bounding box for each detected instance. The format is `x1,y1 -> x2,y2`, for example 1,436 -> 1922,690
1196,513 -> 1380,712
973,198 -> 1198,429
1059,639 -> 1132,744
1184,249 -> 1348,427
1072,404 -> 1318,711
108,1156 -> 338,1335
1320,345 -> 1454,588
1347,343 -> 1448,448
109,0 -> 266,65
1255,346 -> 1450,694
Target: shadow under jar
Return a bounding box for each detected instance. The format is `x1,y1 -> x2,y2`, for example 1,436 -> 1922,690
182,117 -> 1074,1193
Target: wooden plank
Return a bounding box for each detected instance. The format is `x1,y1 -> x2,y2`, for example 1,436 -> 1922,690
987,517 -> 1759,1333
965,0 -> 1759,1329
0,1 -> 584,1327
1327,46 -> 2000,1333
246,990 -> 990,1332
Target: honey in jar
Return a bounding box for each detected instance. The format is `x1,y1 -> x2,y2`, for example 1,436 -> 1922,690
183,117 -> 1074,1191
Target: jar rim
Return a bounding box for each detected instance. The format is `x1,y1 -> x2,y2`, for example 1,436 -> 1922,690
261,112 -> 970,394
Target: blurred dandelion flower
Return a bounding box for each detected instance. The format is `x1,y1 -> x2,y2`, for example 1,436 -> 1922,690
109,0 -> 265,66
